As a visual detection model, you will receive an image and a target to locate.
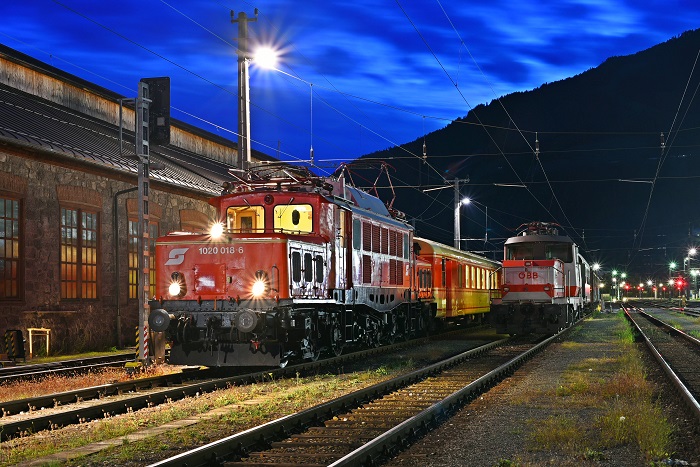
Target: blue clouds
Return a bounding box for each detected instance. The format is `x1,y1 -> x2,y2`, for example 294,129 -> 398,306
1,0 -> 699,165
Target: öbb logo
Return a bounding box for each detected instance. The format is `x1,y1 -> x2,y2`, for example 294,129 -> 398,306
518,271 -> 539,279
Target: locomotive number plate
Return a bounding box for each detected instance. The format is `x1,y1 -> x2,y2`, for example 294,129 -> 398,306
198,246 -> 243,255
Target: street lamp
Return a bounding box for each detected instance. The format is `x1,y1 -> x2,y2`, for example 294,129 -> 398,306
252,45 -> 316,165
460,197 -> 489,252
691,269 -> 699,300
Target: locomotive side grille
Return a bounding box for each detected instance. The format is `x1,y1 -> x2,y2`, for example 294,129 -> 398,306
381,227 -> 389,254
389,230 -> 398,256
363,254 -> 372,284
362,221 -> 372,252
371,224 -> 380,253
389,259 -> 403,285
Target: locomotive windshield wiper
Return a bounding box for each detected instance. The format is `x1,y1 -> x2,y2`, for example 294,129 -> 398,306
276,197 -> 295,219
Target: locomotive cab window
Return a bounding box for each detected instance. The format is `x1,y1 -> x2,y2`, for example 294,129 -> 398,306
506,244 -> 534,260
274,204 -> 313,233
227,206 -> 265,232
545,243 -> 573,262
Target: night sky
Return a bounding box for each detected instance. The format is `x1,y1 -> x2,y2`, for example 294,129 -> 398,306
4,0 -> 700,282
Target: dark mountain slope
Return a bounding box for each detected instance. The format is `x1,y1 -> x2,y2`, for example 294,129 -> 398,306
359,29 -> 700,275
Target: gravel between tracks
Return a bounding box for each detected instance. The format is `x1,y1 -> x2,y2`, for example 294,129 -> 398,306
386,314 -> 700,467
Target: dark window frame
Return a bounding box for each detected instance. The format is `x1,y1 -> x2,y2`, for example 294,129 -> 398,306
0,194 -> 23,300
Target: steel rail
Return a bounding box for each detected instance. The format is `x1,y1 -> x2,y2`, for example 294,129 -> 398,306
623,308 -> 700,424
328,332 -> 561,466
147,337 -> 521,467
0,352 -> 136,381
0,333 -> 436,440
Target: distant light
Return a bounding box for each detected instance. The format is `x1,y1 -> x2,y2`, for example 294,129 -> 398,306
254,46 -> 279,69
670,262 -> 677,270
690,248 -> 697,256
592,263 -> 600,271
460,197 -> 471,206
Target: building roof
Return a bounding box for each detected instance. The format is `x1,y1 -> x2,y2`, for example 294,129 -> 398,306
0,44 -> 274,197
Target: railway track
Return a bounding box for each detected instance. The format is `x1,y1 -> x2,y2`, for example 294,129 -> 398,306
0,352 -> 136,383
148,331 -> 566,467
0,332 -> 456,441
622,305 -> 700,424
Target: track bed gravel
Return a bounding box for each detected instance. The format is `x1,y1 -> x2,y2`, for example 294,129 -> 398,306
386,314 -> 700,467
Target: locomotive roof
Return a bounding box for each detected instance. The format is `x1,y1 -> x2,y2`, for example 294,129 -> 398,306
414,237 -> 501,268
328,190 -> 411,230
504,234 -> 574,245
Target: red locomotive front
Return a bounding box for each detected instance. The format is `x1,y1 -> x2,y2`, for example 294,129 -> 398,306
148,168 -> 426,367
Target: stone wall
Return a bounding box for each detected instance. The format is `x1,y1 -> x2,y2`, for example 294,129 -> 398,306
0,150 -> 215,354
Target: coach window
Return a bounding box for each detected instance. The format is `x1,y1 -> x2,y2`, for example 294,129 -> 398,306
128,220 -> 159,299
227,206 -> 265,233
441,258 -> 447,287
274,204 -> 313,233
60,207 -> 99,299
0,196 -> 21,299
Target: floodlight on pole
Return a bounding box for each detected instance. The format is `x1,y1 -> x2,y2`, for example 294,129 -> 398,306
252,46 -> 315,165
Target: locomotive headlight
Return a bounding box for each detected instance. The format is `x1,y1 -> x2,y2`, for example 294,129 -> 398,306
209,222 -> 225,239
169,272 -> 186,297
169,281 -> 183,296
251,270 -> 270,298
252,279 -> 266,297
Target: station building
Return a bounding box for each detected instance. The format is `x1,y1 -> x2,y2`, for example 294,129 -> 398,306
0,44 -> 271,356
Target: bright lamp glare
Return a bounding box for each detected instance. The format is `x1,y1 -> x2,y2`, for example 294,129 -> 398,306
169,281 -> 182,296
210,222 -> 224,239
252,279 -> 266,298
254,47 -> 279,69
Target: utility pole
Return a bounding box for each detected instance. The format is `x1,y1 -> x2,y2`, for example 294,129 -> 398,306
136,80 -> 151,364
231,9 -> 258,170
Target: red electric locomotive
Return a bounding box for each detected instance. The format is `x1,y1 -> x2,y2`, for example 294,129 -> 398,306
148,166 -> 501,367
489,222 -> 599,335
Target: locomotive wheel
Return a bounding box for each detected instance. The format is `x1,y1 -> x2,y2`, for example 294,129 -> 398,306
397,312 -> 410,341
305,336 -> 321,361
330,323 -> 344,357
385,316 -> 398,345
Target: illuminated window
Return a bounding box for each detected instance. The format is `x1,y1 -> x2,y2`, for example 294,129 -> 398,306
128,220 -> 159,299
60,207 -> 99,299
0,196 -> 21,299
227,205 -> 265,232
273,204 -> 312,233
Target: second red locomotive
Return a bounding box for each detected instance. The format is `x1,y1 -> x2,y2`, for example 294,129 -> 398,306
490,222 -> 599,335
